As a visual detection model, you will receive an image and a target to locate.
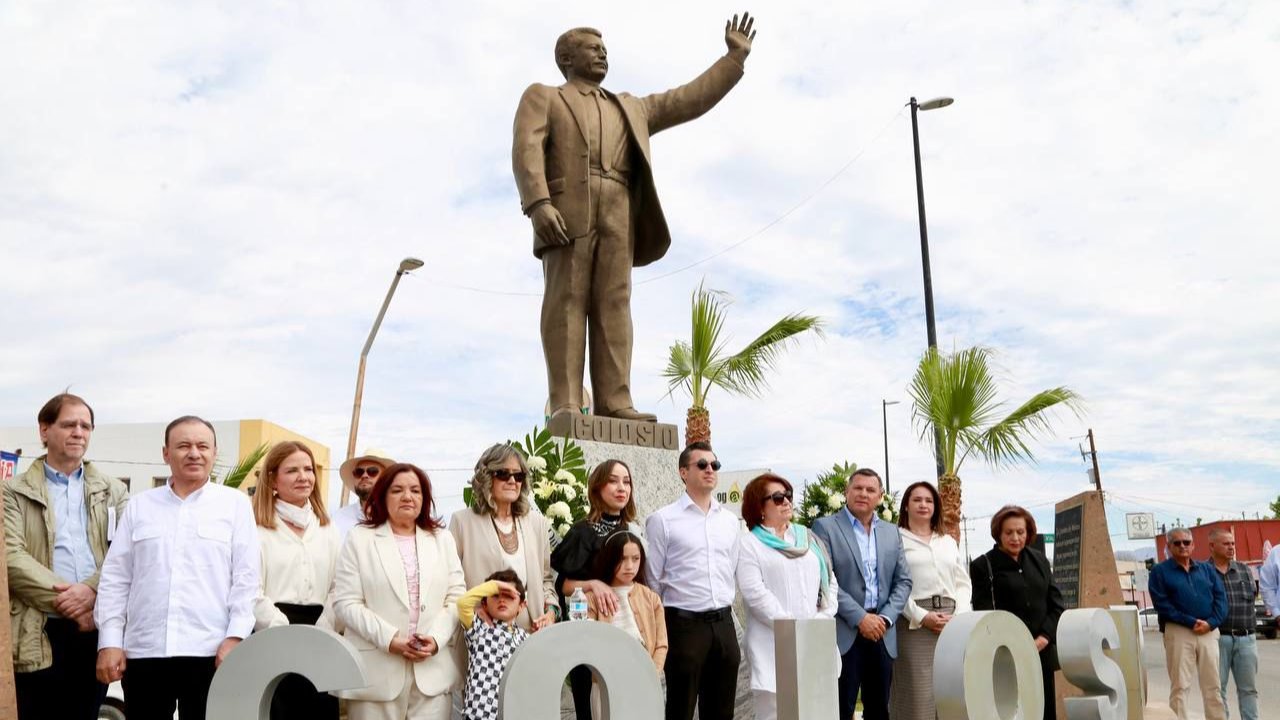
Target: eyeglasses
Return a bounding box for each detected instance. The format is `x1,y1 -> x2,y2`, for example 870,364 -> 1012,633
1170,540 -> 1192,547
765,491 -> 793,505
351,466 -> 381,479
689,459 -> 721,471
492,469 -> 528,484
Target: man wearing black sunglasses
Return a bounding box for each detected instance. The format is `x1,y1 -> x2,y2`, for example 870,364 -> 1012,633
1149,528 -> 1228,720
334,449 -> 396,543
645,442 -> 741,720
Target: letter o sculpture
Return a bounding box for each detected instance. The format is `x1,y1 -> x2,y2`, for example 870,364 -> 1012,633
206,625 -> 367,720
934,610 -> 1045,720
499,621 -> 663,720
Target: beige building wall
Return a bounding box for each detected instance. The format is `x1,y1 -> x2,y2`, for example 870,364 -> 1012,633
236,419 -> 331,499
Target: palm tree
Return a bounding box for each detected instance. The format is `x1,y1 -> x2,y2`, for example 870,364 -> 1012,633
215,443 -> 270,491
908,346 -> 1083,541
663,283 -> 824,447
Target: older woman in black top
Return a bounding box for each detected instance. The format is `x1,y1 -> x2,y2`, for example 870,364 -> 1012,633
551,459 -> 642,720
970,505 -> 1065,720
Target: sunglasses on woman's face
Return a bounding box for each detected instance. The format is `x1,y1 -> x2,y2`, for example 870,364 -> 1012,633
492,468 -> 528,484
765,491 -> 793,505
691,458 -> 722,471
351,466 -> 381,479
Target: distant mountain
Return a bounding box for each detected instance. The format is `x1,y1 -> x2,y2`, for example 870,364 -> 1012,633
1116,547 -> 1157,562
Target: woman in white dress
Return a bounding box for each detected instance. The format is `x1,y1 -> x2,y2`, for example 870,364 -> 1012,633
736,473 -> 838,720
252,440 -> 342,720
891,481 -> 972,720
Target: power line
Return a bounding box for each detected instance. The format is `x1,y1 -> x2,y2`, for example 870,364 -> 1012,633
421,107 -> 907,298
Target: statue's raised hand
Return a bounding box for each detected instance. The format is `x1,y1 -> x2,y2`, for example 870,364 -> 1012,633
725,11 -> 757,62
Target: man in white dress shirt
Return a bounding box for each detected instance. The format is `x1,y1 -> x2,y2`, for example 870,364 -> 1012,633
645,441 -> 741,720
93,416 -> 260,720
332,448 -> 395,543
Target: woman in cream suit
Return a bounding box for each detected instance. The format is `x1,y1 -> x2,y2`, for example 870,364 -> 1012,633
333,463 -> 466,720
449,443 -> 558,632
252,441 -> 342,719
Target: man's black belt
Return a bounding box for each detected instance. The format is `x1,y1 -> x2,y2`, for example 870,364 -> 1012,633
1223,628 -> 1253,637
668,606 -> 732,622
924,595 -> 955,609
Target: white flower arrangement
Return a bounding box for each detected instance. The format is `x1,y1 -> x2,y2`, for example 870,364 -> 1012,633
825,493 -> 844,511
547,501 -> 572,522
533,480 -> 555,500
561,484 -> 577,501
526,456 -> 548,472
554,468 -> 575,483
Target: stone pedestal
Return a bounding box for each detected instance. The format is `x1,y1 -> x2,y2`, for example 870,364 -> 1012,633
1053,490 -> 1124,718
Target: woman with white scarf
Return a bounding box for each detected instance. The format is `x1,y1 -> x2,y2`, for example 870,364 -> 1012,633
252,440 -> 342,720
736,473 -> 839,720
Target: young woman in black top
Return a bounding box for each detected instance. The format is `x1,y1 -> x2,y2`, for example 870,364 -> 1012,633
551,459 -> 643,720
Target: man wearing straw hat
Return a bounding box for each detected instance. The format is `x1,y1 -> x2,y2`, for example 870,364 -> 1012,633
332,449 -> 395,543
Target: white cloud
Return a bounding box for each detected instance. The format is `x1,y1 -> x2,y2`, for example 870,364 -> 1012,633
3,0 -> 1277,548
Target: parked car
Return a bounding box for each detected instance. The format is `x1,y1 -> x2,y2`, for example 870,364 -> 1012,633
1258,600 -> 1278,639
1139,607 -> 1159,629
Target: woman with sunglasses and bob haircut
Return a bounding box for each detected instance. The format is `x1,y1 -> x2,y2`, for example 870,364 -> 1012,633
971,505 -> 1064,720
448,443 -> 557,632
736,473 -> 839,720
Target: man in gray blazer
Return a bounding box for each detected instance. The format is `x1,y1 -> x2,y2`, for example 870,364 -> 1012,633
811,468 -> 911,720
512,14 -> 756,423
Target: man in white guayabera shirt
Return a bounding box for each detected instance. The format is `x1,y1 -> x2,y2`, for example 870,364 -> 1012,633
93,415 -> 260,720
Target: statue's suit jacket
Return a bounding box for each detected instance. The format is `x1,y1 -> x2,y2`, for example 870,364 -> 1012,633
812,513 -> 913,658
512,55 -> 744,267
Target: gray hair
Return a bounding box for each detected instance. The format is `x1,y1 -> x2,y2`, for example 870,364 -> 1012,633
554,27 -> 602,79
1165,526 -> 1192,542
468,443 -> 532,518
1207,527 -> 1234,542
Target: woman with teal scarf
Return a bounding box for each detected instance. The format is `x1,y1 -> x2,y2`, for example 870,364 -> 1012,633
736,473 -> 839,720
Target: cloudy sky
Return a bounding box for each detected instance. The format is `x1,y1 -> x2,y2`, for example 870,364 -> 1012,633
3,0 -> 1277,556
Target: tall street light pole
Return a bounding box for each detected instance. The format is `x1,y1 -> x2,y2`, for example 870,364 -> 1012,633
882,399 -> 900,494
909,95 -> 953,477
342,257 -> 424,506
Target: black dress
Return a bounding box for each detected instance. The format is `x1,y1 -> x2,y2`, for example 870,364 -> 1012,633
550,515 -> 624,720
971,546 -> 1065,720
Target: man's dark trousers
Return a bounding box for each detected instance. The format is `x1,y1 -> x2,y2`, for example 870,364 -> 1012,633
838,633 -> 892,720
14,617 -> 106,720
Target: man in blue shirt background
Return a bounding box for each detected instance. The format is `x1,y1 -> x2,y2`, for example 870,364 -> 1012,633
1149,527 -> 1228,720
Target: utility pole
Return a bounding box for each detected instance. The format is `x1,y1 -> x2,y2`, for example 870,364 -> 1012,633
1079,428 -> 1103,492
961,514 -> 972,563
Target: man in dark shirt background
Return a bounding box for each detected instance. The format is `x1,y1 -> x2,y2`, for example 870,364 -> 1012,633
1150,527 -> 1227,720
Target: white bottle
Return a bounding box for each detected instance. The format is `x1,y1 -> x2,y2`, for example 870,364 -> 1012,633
569,587 -> 589,621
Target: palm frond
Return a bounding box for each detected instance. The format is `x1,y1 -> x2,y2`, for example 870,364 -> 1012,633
662,340 -> 696,400
219,443 -> 269,490
970,387 -> 1085,468
717,314 -> 825,397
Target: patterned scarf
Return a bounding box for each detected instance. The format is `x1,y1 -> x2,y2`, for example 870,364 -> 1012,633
751,523 -> 830,593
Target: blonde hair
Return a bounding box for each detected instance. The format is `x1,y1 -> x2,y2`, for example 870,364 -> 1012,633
253,441 -> 330,528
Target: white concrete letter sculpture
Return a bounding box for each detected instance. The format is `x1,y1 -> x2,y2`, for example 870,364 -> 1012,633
1058,609 -> 1127,720
934,611 -> 1045,720
499,620 -> 663,720
774,618 -> 839,720
206,625 -> 367,720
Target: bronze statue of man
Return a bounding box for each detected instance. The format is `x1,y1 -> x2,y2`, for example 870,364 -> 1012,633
513,13 -> 757,424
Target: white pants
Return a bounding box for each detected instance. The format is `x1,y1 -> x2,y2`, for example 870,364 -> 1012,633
348,667 -> 452,720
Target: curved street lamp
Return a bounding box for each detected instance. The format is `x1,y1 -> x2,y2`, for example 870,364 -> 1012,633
341,257 -> 424,505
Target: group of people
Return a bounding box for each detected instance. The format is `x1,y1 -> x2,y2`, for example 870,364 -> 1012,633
6,391 -> 1088,720
1148,525 -> 1272,720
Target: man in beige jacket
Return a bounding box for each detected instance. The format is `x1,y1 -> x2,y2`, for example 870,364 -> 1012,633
512,13 -> 757,424
4,393 -> 129,720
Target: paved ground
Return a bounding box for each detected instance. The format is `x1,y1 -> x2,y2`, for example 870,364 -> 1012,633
1141,629 -> 1277,719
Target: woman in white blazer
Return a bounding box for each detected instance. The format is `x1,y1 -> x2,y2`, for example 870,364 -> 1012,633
448,443 -> 558,632
333,463 -> 466,720
736,473 -> 838,720
252,441 -> 342,719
